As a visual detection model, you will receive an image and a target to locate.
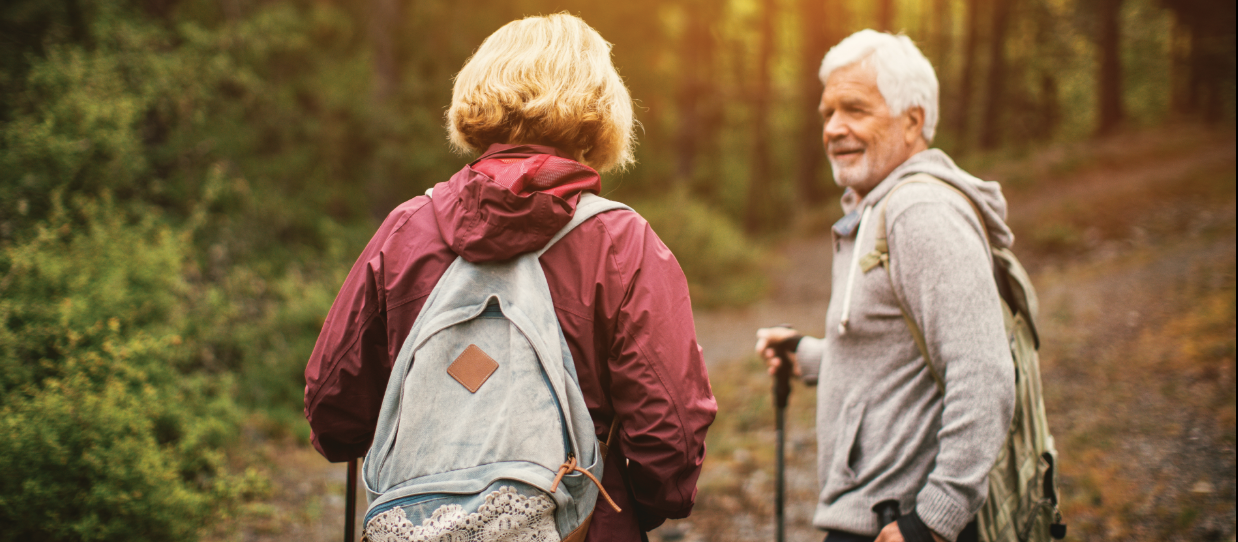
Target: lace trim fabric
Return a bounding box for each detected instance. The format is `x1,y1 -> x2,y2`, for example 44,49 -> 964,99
365,486 -> 560,542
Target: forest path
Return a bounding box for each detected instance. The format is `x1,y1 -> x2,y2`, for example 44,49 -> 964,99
209,124 -> 1235,542
667,124 -> 1236,542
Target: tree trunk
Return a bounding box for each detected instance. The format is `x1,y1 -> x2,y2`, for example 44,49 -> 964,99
876,0 -> 894,32
1095,0 -> 1124,136
1192,10 -> 1235,122
930,0 -> 951,70
1030,2 -> 1057,142
928,0 -> 952,141
952,0 -> 982,151
1165,1 -> 1236,123
795,0 -> 834,206
1170,16 -> 1192,114
673,8 -> 702,186
675,0 -> 719,188
1038,74 -> 1060,140
979,0 -> 1012,149
370,0 -> 402,104
745,0 -> 777,233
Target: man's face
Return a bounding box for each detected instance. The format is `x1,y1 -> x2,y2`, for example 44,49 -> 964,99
820,61 -> 923,196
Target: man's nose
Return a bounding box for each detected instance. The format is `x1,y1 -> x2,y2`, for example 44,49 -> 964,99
823,114 -> 849,141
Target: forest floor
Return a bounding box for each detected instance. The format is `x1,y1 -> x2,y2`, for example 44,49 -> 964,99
207,123 -> 1235,542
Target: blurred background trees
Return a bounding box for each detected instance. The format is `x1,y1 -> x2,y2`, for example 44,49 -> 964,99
0,0 -> 1233,539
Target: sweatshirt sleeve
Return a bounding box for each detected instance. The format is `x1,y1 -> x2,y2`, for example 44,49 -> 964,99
795,336 -> 826,386
607,219 -> 718,529
886,190 -> 1016,541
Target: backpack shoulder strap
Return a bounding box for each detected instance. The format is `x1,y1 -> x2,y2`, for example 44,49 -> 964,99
863,173 -> 993,396
872,173 -> 990,254
535,192 -> 632,258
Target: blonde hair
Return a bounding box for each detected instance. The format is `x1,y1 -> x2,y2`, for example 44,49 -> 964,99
447,13 -> 636,173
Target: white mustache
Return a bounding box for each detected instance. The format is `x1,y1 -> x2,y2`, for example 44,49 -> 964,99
828,140 -> 865,155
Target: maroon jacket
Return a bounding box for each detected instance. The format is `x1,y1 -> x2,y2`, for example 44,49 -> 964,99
303,144 -> 717,540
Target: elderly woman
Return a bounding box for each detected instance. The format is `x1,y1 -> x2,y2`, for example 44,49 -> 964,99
304,13 -> 716,542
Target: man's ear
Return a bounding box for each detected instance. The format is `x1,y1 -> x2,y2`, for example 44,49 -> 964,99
904,106 -> 925,145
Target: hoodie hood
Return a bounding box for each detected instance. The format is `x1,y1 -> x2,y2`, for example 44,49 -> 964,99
838,149 -> 1015,249
432,144 -> 602,263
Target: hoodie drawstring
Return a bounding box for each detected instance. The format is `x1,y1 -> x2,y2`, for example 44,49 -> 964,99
838,205 -> 872,335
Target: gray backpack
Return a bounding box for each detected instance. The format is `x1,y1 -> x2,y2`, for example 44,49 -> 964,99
362,192 -> 626,542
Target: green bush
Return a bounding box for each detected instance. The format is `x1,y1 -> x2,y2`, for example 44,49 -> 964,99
0,194 -> 258,541
0,194 -> 187,395
631,191 -> 768,308
0,374 -> 241,542
0,0 -> 378,410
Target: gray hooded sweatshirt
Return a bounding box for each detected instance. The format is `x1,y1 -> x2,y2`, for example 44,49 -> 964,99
795,149 -> 1016,540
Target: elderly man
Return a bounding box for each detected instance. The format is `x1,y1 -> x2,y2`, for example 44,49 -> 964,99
756,30 -> 1016,542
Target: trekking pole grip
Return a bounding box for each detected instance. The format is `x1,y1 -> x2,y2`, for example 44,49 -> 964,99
872,499 -> 900,528
773,349 -> 793,409
771,330 -> 799,409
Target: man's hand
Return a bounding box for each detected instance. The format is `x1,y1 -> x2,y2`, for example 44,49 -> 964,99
873,522 -> 948,542
754,326 -> 800,376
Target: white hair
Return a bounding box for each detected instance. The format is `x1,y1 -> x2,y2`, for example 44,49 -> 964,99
819,30 -> 939,142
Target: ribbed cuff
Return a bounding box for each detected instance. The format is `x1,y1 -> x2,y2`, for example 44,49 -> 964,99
916,484 -> 972,541
794,336 -> 826,385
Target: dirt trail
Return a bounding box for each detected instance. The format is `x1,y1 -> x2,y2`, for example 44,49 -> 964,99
664,126 -> 1236,542
693,234 -> 834,367
213,126 -> 1236,542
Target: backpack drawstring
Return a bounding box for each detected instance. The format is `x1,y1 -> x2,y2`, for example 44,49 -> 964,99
550,455 -> 622,513
838,205 -> 873,335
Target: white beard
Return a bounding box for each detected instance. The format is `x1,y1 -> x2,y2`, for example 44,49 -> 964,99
828,132 -> 910,194
828,151 -> 873,190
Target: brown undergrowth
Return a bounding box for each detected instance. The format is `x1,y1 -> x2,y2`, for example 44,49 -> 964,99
1034,217 -> 1235,541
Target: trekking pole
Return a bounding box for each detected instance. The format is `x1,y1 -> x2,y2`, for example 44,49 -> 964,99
772,337 -> 795,542
345,458 -> 358,542
872,499 -> 900,529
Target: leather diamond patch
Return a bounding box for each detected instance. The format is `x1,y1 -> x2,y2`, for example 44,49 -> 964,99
447,344 -> 499,393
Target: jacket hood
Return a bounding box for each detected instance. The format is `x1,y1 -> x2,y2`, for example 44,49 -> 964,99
841,149 -> 1015,249
432,144 -> 603,263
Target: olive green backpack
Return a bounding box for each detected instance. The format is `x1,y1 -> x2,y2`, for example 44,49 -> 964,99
861,174 -> 1068,542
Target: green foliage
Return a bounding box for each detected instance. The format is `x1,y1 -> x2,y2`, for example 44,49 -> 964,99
631,191 -> 768,308
0,5 -> 382,533
0,194 -> 186,396
192,245 -> 351,422
0,0 -> 376,393
0,194 -> 261,541
0,0 -> 418,249
0,374 -> 251,542
3,3 -> 176,228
